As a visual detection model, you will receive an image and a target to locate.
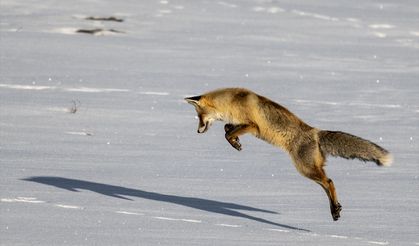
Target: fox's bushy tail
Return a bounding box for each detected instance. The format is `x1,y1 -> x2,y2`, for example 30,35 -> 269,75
318,130 -> 393,166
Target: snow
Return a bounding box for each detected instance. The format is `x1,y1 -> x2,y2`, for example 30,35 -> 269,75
1,0 -> 418,245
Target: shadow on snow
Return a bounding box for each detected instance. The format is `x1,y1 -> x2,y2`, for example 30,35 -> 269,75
22,176 -> 309,232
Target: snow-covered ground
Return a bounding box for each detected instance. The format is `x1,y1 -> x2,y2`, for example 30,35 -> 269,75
1,0 -> 418,245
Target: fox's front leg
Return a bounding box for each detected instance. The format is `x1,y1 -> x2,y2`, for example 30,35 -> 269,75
224,124 -> 241,150
224,124 -> 258,151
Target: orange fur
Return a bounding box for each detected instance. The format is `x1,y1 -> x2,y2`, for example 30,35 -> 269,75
186,88 -> 391,221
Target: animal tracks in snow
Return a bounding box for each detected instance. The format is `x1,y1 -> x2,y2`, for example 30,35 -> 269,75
291,9 -> 339,22
366,241 -> 390,245
215,223 -> 242,228
1,196 -> 394,245
153,216 -> 202,224
116,211 -> 144,216
0,83 -> 170,97
1,197 -> 45,204
54,204 -> 84,210
217,1 -> 238,9
1,197 -> 82,210
0,83 -> 129,93
266,228 -> 390,245
369,24 -> 395,29
251,4 -> 339,22
154,0 -> 184,18
248,2 -> 418,48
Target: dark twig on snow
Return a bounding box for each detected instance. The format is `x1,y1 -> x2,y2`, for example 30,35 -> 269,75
85,16 -> 124,22
76,28 -> 124,35
69,100 -> 80,114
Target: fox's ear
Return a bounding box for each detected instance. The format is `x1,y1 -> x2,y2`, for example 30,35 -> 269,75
184,95 -> 202,106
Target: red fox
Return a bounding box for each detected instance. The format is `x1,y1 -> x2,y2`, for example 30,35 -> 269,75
185,88 -> 392,221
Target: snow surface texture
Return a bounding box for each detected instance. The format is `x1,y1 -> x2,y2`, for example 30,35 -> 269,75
1,0 -> 418,245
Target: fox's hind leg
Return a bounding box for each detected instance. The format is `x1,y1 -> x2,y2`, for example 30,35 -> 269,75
224,124 -> 258,151
293,143 -> 342,221
312,169 -> 342,221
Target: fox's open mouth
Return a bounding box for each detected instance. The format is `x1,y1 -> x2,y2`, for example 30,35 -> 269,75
198,121 -> 209,133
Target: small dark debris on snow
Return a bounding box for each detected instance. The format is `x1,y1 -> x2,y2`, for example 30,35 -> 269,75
85,16 -> 124,22
76,28 -> 124,35
69,100 -> 80,114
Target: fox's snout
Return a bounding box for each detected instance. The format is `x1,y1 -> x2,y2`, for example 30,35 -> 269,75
197,120 -> 209,133
185,95 -> 210,133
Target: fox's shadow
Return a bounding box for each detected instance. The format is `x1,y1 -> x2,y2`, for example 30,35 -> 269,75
22,176 -> 309,232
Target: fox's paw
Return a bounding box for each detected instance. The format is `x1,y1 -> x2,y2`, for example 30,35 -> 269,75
232,141 -> 242,151
225,126 -> 242,151
227,137 -> 242,151
331,203 -> 342,221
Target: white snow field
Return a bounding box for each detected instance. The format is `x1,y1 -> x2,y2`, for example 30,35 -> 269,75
1,0 -> 418,245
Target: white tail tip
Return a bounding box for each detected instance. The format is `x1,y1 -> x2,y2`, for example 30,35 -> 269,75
380,153 -> 393,167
